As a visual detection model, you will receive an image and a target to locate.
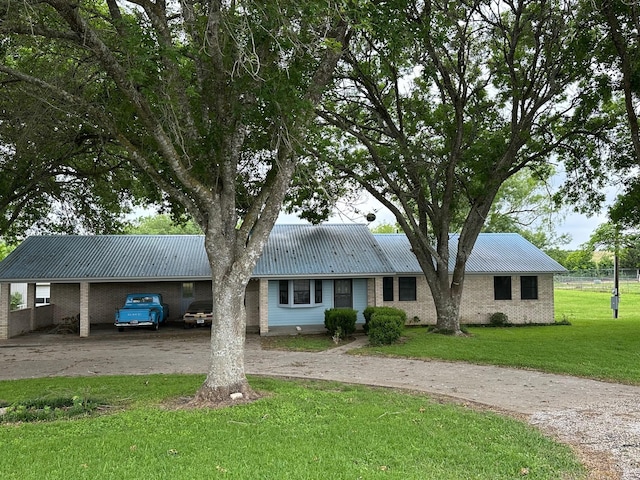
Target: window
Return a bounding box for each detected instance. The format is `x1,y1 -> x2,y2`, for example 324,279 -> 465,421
279,280 -> 323,307
494,276 -> 512,300
182,282 -> 194,298
315,280 -> 323,304
520,276 -> 538,300
279,280 -> 289,305
398,277 -> 417,301
383,277 -> 394,301
294,279 -> 311,304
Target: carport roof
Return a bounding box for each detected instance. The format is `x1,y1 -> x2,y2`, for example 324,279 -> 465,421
0,234 -> 212,283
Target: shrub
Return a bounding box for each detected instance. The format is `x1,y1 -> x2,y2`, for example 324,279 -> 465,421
324,308 -> 357,338
489,312 -> 510,327
368,314 -> 404,346
363,306 -> 407,334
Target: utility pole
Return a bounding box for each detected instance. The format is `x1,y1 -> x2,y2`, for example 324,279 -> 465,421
612,253 -> 619,319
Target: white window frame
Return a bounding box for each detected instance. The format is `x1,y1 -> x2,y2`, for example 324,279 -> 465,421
278,279 -> 323,308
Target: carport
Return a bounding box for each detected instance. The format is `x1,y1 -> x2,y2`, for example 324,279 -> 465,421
0,235 -> 217,339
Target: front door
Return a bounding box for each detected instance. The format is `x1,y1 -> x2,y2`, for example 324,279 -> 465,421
334,279 -> 353,308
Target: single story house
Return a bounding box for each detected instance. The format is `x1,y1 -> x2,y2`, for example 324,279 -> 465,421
0,224 -> 565,339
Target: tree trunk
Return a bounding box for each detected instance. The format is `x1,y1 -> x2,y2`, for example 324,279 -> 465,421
192,280 -> 258,404
192,231 -> 261,405
430,274 -> 465,336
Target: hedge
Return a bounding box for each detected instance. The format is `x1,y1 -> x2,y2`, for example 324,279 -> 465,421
324,308 -> 357,338
363,306 -> 407,334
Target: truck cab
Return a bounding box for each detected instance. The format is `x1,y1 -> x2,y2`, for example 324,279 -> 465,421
115,293 -> 169,331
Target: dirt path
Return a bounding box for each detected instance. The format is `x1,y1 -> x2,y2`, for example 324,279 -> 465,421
1,329 -> 638,479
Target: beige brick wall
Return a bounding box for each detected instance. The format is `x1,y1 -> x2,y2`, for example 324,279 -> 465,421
375,274 -> 555,325
0,283 -> 9,339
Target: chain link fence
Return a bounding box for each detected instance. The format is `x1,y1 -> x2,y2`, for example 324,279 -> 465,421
555,268 -> 640,294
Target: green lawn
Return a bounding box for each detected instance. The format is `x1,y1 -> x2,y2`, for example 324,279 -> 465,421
358,289 -> 640,384
0,375 -> 584,480
2,289 -> 634,479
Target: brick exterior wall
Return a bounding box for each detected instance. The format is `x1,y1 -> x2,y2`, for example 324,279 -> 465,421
373,274 -> 555,325
0,282 -> 9,339
32,273 -> 554,336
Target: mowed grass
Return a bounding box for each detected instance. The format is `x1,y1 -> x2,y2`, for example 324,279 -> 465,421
0,375 -> 584,480
358,289 -> 640,384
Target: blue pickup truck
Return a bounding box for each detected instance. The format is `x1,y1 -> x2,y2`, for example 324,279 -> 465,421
114,293 -> 169,331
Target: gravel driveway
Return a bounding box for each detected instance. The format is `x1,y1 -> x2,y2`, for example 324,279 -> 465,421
1,327 -> 638,479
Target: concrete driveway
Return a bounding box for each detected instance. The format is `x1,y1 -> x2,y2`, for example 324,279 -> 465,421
1,326 -> 639,479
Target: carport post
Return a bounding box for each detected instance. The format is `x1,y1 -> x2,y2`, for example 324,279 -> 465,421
0,282 -> 10,340
259,278 -> 269,335
80,282 -> 90,337
27,283 -> 36,331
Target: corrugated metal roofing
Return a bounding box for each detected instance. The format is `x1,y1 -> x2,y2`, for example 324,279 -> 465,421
374,233 -> 566,274
0,227 -> 565,283
253,224 -> 394,277
0,235 -> 211,282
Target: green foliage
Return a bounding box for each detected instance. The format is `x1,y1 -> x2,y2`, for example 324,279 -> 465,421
0,376 -> 584,480
564,249 -> 597,271
489,312 -> 510,327
10,292 -> 22,310
0,241 -> 15,262
367,314 -> 404,346
369,222 -> 400,234
363,306 -> 407,334
544,248 -> 571,268
125,214 -> 202,235
0,395 -> 103,423
324,308 -> 357,338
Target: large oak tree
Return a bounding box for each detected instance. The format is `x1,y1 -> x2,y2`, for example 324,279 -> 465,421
315,0 -> 608,333
0,0 -> 349,403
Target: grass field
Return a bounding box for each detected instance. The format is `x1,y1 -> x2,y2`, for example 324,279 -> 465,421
356,289 -> 640,384
0,375 -> 584,480
2,288 -> 635,479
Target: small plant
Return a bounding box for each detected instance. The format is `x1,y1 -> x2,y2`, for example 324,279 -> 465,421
324,308 -> 357,339
489,312 -> 510,327
368,314 -> 404,346
554,314 -> 572,326
332,326 -> 343,344
0,395 -> 103,423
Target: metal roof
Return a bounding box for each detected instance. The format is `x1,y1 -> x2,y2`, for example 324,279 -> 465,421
0,227 -> 565,283
253,224 -> 394,277
373,233 -> 566,274
0,235 -> 211,283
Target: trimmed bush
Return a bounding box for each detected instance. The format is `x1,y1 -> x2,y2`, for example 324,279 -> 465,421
363,306 -> 407,334
368,314 -> 404,346
489,312 -> 510,327
324,308 -> 357,338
